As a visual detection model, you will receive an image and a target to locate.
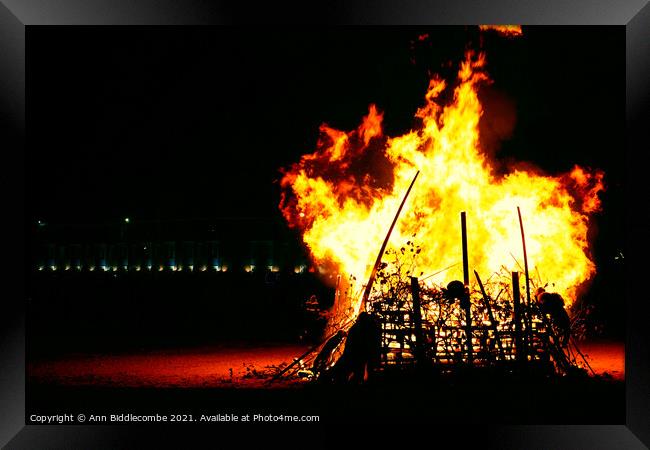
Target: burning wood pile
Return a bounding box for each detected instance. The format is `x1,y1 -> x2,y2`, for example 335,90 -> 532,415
364,213 -> 591,377
272,207 -> 594,384
273,32 -> 604,384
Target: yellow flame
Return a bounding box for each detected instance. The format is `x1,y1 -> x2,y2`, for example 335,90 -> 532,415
280,49 -> 604,326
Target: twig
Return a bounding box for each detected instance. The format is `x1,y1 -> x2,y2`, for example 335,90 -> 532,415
421,263 -> 459,282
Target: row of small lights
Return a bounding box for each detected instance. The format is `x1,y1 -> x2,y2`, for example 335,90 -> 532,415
37,218 -> 310,274
37,217 -> 131,226
37,264 -> 308,273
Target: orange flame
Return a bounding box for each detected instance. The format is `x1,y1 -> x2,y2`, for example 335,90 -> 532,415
479,25 -> 523,37
280,49 -> 604,325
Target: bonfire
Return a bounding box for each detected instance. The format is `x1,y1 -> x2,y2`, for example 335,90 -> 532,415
273,26 -> 604,382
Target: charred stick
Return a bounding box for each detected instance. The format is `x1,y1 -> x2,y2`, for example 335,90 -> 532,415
474,270 -> 506,360
517,207 -> 534,358
409,277 -> 426,367
512,271 -> 524,365
570,336 -> 596,376
461,211 -> 473,365
268,319 -> 353,382
359,170 -> 420,313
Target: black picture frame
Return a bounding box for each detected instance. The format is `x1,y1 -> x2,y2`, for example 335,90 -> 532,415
2,1 -> 649,448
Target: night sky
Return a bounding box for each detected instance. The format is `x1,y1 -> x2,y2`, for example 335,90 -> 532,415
27,27 -> 623,222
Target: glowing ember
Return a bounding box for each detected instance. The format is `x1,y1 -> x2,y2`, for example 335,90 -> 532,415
279,48 -> 604,327
479,25 -> 523,37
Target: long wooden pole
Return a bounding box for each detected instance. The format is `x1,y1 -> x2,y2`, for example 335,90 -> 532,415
517,208 -> 532,306
517,207 -> 533,359
461,212 -> 469,286
269,318 -> 353,382
474,270 -> 505,360
512,271 -> 523,365
410,276 -> 426,367
461,212 -> 472,365
359,170 -> 420,312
